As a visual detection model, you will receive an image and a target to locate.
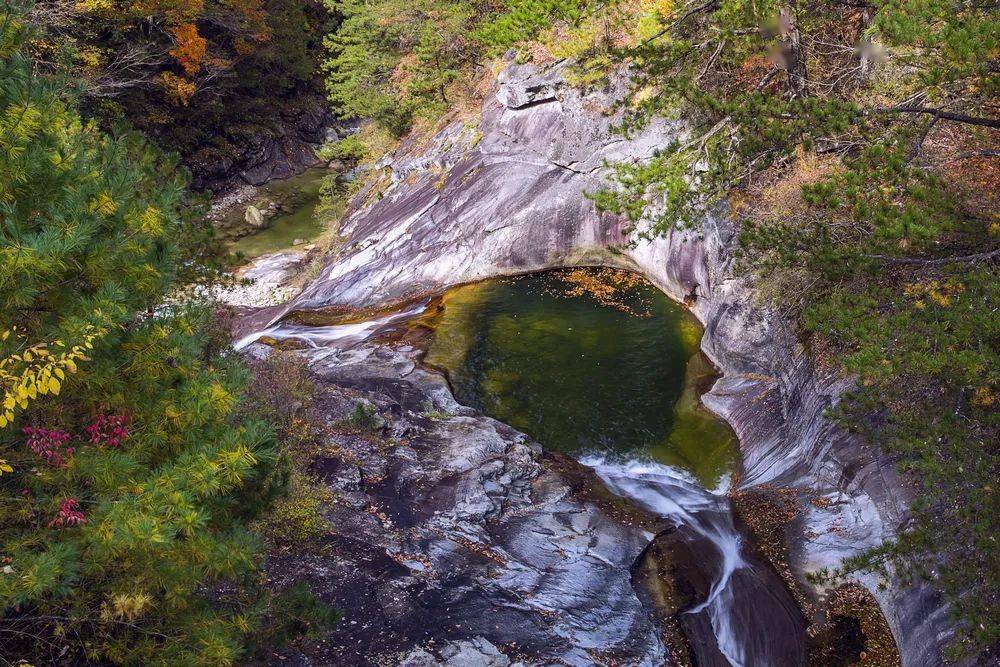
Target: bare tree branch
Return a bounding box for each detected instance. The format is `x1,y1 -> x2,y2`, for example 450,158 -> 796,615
865,248 -> 1000,266
872,105 -> 1000,129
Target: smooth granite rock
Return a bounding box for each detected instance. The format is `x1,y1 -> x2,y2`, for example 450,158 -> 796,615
255,340 -> 667,666
263,61 -> 954,665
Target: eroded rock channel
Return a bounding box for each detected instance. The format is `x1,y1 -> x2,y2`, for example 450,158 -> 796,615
420,270 -> 807,666
230,58 -> 942,666
238,270 -> 815,665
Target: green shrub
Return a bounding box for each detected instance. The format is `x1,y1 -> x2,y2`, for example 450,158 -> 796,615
347,401 -> 381,433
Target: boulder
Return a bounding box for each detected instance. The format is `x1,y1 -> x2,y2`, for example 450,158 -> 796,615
244,204 -> 265,228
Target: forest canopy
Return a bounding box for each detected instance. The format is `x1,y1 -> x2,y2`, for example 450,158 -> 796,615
26,0 -> 332,185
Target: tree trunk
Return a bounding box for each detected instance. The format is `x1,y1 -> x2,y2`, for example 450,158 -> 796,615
781,7 -> 807,98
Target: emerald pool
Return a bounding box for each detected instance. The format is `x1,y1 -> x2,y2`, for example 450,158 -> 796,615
229,168 -> 329,259
424,269 -> 739,488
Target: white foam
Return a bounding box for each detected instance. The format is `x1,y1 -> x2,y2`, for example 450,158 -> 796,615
580,455 -> 748,666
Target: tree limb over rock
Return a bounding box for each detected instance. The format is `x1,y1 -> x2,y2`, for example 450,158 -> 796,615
865,248 -> 1000,266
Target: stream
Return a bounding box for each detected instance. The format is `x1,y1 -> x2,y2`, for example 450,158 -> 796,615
224,167 -> 330,259
238,267 -> 807,665
422,270 -> 807,666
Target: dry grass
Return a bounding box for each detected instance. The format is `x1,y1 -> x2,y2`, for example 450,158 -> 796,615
747,150 -> 842,222
921,122 -> 1000,221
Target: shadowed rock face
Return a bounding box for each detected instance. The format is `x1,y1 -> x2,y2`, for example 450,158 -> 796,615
271,61 -> 954,664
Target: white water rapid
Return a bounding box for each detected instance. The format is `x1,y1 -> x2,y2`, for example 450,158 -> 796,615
233,300 -> 430,355
581,456 -> 752,666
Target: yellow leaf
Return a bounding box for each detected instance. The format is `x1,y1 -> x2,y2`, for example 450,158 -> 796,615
89,191 -> 118,216
49,377 -> 61,395
0,459 -> 12,474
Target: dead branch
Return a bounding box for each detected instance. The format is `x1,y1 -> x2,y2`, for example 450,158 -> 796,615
872,105 -> 1000,129
864,248 -> 1000,266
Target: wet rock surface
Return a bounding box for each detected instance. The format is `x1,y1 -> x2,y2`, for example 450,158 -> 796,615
255,341 -> 667,666
653,522 -> 808,667
252,60 -> 952,664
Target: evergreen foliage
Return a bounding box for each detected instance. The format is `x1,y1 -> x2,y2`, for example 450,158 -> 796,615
475,0 -> 591,50
0,5 -> 299,662
321,0 -> 622,135
323,0 -> 480,134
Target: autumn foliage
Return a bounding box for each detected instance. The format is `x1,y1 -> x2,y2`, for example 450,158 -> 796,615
169,23 -> 207,76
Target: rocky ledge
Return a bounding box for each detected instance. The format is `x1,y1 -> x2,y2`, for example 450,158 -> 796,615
250,334 -> 671,665
189,93 -> 338,194
247,60 -> 955,665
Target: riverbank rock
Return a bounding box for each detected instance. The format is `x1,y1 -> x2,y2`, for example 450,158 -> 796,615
269,60 -> 955,665
253,339 -> 668,666
246,205 -> 266,228
217,250 -> 313,308
187,94 -> 333,193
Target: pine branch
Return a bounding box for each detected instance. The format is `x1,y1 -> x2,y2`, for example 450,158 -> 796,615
864,248 -> 1000,266
872,105 -> 1000,129
635,0 -> 718,48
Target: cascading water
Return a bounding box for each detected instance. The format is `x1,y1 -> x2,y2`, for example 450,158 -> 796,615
233,300 -> 429,356
421,269 -> 806,665
581,458 -> 747,663
583,457 -> 806,666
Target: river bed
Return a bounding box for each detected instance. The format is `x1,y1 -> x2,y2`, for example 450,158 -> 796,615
224,167 -> 331,259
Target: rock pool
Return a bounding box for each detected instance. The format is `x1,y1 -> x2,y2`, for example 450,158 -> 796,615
424,268 -> 738,489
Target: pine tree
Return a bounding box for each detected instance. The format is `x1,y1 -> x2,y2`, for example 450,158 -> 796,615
590,0 -> 998,656
323,0 -> 481,134
0,5 -> 286,663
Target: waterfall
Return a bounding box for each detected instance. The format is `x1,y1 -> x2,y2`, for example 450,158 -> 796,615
581,456 -> 806,666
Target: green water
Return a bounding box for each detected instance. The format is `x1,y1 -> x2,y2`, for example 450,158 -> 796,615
229,168 -> 329,259
425,271 -> 738,488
